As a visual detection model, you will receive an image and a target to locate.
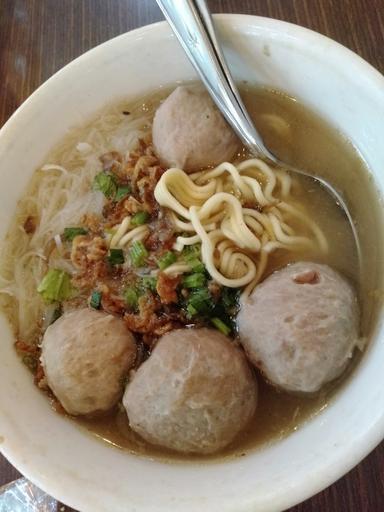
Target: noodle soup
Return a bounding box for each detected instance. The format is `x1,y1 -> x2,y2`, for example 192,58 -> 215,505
0,85 -> 381,460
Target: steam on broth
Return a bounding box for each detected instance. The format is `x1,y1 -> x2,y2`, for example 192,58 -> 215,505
0,84 -> 382,461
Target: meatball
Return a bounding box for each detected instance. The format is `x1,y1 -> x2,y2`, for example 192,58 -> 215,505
123,328 -> 257,454
152,86 -> 239,172
41,309 -> 136,415
238,262 -> 360,393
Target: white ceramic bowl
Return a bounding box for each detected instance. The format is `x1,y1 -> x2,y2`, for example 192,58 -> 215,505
1,15 -> 384,512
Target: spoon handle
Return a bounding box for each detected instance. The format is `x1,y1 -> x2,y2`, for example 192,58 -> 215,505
156,0 -> 274,159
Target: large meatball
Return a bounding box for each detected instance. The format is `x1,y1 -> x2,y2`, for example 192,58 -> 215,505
123,328 -> 257,454
238,262 -> 360,393
41,309 -> 136,415
152,86 -> 239,172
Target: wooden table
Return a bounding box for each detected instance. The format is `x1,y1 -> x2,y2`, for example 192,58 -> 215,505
1,0 -> 384,510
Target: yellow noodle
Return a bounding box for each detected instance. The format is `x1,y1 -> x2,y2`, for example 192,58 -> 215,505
110,216 -> 131,247
163,263 -> 192,276
154,158 -> 328,295
118,225 -> 149,247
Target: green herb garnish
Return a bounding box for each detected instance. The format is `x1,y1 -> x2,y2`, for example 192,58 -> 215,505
63,227 -> 88,241
108,248 -> 125,265
182,244 -> 201,258
158,251 -> 177,270
210,317 -> 231,336
124,287 -> 139,309
221,287 -> 240,310
131,211 -> 150,226
93,172 -> 117,199
186,303 -> 198,317
90,290 -> 102,309
115,185 -> 131,201
141,276 -> 157,292
186,288 -> 214,316
37,269 -> 74,303
129,241 -> 148,267
182,272 -> 206,289
182,244 -> 205,272
188,258 -> 205,273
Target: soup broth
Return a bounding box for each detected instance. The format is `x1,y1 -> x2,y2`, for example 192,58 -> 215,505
1,85 -> 383,461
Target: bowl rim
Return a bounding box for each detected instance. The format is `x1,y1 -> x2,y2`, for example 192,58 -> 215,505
1,13 -> 384,512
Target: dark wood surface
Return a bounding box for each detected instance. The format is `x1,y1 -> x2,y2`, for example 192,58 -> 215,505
1,0 -> 384,510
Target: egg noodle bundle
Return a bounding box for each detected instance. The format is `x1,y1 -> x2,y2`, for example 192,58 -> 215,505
154,159 -> 328,297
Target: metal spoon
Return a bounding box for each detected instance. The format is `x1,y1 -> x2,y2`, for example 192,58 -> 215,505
156,0 -> 361,262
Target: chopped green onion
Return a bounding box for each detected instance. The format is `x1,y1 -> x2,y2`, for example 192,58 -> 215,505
129,241 -> 148,267
221,287 -> 240,311
124,287 -> 139,309
211,317 -> 231,336
187,258 -> 205,273
141,276 -> 157,292
37,269 -> 74,303
187,288 -> 213,316
115,185 -> 131,201
158,251 -> 177,270
182,273 -> 206,289
182,244 -> 205,272
63,227 -> 88,241
182,244 -> 201,258
186,303 -> 198,318
93,172 -> 117,199
108,248 -> 125,265
131,211 -> 150,226
90,290 -> 102,309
